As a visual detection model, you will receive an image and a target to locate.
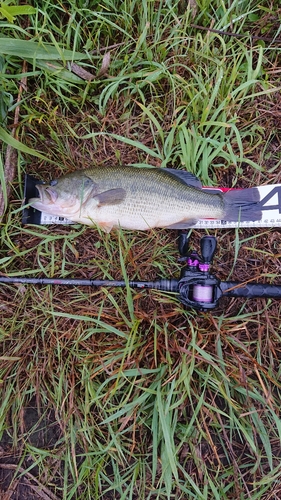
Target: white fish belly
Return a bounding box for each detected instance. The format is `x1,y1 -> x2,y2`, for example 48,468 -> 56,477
74,195 -> 223,230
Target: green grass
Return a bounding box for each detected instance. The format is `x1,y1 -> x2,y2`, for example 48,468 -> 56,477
1,0 -> 281,498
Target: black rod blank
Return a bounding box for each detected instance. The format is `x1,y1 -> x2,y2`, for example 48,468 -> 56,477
0,275 -> 179,292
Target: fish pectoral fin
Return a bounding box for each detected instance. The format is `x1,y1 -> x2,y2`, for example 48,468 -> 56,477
94,188 -> 126,207
165,219 -> 198,229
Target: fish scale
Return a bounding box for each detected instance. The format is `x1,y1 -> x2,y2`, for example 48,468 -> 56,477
28,166 -> 261,231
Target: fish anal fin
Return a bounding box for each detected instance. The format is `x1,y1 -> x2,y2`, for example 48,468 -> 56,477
165,219 -> 198,229
95,188 -> 126,207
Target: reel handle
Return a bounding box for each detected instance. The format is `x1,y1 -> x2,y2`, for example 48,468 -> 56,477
200,236 -> 217,264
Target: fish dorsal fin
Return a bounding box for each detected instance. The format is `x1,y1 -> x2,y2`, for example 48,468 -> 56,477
163,168 -> 202,188
94,188 -> 126,206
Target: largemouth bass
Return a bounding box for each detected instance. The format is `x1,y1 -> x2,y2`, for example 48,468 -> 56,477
28,166 -> 261,232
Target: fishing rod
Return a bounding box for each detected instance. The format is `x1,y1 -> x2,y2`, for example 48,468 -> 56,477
1,235 -> 281,310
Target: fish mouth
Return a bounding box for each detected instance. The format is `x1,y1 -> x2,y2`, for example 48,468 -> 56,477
28,184 -> 58,211
36,184 -> 58,204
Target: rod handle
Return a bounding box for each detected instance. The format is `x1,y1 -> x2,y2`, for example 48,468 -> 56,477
221,281 -> 281,299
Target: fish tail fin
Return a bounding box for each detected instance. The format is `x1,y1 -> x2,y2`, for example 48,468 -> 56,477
223,187 -> 261,222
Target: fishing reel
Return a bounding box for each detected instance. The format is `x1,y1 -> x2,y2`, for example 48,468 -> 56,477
177,234 -> 223,310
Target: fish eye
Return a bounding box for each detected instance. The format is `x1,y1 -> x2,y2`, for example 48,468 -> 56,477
50,179 -> 58,186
